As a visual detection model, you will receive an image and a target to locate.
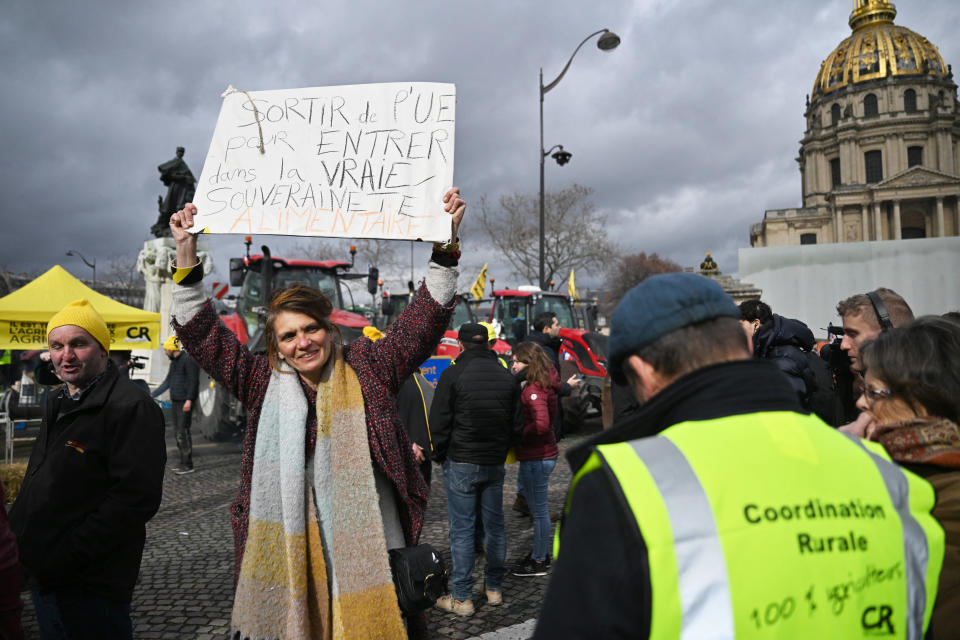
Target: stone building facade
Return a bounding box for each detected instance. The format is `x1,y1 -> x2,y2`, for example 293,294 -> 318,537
751,0 -> 960,247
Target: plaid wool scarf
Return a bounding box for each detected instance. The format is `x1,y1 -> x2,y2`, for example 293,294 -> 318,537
231,354 -> 405,639
876,416 -> 960,469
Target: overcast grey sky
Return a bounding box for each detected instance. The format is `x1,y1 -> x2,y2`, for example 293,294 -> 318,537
1,1 -> 956,289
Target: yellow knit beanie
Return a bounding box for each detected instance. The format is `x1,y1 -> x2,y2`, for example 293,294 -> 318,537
163,335 -> 181,351
47,299 -> 110,352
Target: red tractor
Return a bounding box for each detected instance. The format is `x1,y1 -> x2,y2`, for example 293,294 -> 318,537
371,291 -> 511,388
194,241 -> 373,441
373,289 -> 504,358
486,286 -> 607,432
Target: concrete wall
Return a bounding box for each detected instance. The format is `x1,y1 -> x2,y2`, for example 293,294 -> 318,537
738,237 -> 960,338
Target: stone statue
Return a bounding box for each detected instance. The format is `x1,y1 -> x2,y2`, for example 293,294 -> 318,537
136,239 -> 213,313
845,222 -> 861,242
152,147 -> 196,238
699,252 -> 719,274
136,242 -> 177,313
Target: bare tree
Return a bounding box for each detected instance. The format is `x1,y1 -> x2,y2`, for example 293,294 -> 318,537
602,251 -> 682,312
285,237 -> 404,274
0,264 -> 41,298
478,184 -> 615,286
285,238 -> 349,261
0,263 -> 44,279
103,253 -> 145,290
350,238 -> 403,273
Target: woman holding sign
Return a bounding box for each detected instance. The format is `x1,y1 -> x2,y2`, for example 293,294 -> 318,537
168,189 -> 464,639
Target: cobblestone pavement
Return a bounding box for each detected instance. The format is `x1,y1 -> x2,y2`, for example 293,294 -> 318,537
421,427 -> 589,640
19,420 -> 600,638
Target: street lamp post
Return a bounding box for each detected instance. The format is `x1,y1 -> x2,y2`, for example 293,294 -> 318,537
66,249 -> 96,286
539,28 -> 620,290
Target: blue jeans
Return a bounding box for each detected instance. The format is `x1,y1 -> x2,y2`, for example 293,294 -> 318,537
32,589 -> 132,640
519,458 -> 557,562
443,460 -> 507,600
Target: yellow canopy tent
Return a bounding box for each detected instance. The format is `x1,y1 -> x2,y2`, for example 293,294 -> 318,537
0,265 -> 161,350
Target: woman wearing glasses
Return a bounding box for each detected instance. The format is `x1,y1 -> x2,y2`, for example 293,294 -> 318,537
856,316 -> 960,639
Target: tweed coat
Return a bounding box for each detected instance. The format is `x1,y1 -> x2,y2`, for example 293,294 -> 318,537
174,281 -> 453,579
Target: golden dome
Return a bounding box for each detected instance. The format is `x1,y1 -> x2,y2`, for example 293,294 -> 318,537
812,1 -> 948,101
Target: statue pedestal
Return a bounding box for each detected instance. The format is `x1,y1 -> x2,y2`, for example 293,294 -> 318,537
132,237 -> 212,387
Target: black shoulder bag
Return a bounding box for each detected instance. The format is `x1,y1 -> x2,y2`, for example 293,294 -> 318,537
389,543 -> 448,615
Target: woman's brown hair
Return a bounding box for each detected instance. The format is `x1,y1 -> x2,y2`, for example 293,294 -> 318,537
861,316 -> 960,424
264,285 -> 339,372
513,342 -> 555,389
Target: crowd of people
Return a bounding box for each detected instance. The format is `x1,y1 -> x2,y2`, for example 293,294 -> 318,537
1,183 -> 958,639
537,280 -> 959,638
426,315 -> 571,617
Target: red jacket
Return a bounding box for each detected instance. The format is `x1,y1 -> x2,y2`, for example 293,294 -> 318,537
515,370 -> 559,461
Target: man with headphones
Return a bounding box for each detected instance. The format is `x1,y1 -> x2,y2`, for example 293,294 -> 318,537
836,288 -> 914,437
836,288 -> 914,374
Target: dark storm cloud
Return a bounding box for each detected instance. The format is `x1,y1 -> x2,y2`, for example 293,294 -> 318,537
0,1 -> 955,288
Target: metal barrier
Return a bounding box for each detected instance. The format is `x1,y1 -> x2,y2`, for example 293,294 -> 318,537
1,411 -> 10,466
1,389 -> 43,421
1,387 -> 47,464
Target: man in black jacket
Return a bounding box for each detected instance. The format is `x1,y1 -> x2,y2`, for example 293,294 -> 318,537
152,335 -> 199,474
739,300 -> 846,426
430,323 -> 522,617
397,370 -> 434,484
524,311 -> 562,368
739,300 -> 815,396
9,299 -> 166,639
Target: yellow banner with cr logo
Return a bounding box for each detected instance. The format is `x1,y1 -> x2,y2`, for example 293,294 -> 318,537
0,320 -> 160,350
0,265 -> 161,350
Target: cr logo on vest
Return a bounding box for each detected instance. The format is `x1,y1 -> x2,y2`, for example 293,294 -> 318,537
861,605 -> 894,635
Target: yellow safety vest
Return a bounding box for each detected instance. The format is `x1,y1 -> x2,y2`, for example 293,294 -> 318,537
558,411 -> 944,639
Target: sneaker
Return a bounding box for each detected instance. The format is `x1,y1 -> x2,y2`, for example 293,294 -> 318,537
511,555 -> 549,577
512,493 -> 531,517
511,551 -> 531,566
175,467 -> 195,475
434,595 -> 474,617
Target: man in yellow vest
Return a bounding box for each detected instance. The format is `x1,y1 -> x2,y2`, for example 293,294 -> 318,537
535,273 -> 943,639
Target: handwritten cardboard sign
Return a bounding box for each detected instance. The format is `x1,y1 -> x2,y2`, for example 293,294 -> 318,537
193,82 -> 456,242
